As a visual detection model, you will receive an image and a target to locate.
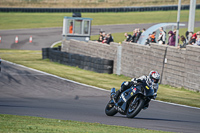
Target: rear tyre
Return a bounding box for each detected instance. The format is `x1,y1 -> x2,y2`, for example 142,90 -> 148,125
126,97 -> 145,118
105,100 -> 118,116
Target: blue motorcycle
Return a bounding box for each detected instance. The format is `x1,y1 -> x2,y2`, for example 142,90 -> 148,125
105,81 -> 155,118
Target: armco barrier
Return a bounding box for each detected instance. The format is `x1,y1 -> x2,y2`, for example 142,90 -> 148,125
42,47 -> 113,74
1,4 -> 199,12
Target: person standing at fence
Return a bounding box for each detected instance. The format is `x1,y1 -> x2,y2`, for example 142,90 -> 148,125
177,35 -> 188,48
106,33 -> 114,44
135,28 -> 142,43
145,34 -> 151,45
124,33 -> 132,42
97,31 -> 103,42
150,31 -> 156,43
195,31 -> 200,46
157,27 -> 166,45
131,29 -> 137,43
167,31 -> 175,46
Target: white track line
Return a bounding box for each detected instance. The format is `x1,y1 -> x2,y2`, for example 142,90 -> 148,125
152,100 -> 200,110
2,59 -> 200,110
50,40 -> 62,48
2,59 -> 109,93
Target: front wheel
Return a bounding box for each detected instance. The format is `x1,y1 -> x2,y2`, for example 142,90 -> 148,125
126,97 -> 145,118
105,100 -> 118,116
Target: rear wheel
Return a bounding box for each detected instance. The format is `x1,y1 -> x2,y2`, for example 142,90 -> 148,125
126,97 -> 145,118
105,100 -> 118,116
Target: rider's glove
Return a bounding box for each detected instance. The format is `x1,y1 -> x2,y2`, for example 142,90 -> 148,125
131,78 -> 137,84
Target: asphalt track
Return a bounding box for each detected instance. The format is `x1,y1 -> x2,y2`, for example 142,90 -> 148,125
0,21 -> 200,50
0,61 -> 200,133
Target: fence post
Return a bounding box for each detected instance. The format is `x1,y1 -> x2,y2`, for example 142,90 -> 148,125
116,45 -> 122,75
160,46 -> 168,84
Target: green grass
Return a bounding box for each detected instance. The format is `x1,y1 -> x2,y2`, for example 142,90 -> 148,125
0,10 -> 200,30
0,49 -> 200,108
0,114 -> 171,133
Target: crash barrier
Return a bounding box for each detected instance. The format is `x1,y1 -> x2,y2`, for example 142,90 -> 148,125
42,47 -> 113,74
62,39 -> 200,92
1,4 -> 200,12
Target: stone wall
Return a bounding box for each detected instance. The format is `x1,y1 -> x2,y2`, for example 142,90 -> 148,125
62,39 -> 200,92
184,45 -> 200,91
162,47 -> 186,88
120,42 -> 166,79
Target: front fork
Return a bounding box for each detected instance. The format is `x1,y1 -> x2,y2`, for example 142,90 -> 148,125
143,97 -> 151,108
110,88 -> 116,99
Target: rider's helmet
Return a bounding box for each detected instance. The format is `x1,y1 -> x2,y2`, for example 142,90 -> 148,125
149,70 -> 160,83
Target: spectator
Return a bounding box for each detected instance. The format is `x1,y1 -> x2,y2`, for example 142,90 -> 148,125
188,32 -> 194,44
135,28 -> 142,43
173,29 -> 180,44
145,34 -> 151,45
102,32 -> 106,40
98,36 -> 103,42
102,35 -> 107,43
178,35 -> 188,48
191,33 -> 197,44
124,33 -> 132,42
195,31 -> 200,46
185,31 -> 189,41
106,33 -> 114,44
167,30 -> 175,46
142,28 -> 146,33
157,27 -> 166,44
131,29 -> 137,43
173,29 -> 177,34
150,31 -> 156,43
97,31 -> 103,42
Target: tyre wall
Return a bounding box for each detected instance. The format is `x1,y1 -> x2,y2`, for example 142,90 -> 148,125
62,39 -> 119,74
42,47 -> 114,74
1,5 -> 200,12
62,40 -> 200,92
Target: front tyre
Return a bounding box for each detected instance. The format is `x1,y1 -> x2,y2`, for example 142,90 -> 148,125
105,100 -> 118,116
126,98 -> 145,118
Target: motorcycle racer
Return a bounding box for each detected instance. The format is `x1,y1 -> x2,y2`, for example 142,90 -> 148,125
114,70 -> 160,108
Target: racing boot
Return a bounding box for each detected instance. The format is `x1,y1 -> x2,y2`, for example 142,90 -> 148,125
113,83 -> 127,103
113,90 -> 121,103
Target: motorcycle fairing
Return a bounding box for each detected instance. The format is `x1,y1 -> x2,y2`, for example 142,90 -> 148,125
118,86 -> 143,112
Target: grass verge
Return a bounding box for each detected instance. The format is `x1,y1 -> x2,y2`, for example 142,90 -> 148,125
0,10 -> 200,30
0,49 -> 200,108
0,114 -> 171,133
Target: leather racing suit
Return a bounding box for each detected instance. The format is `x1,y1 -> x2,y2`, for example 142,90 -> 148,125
114,75 -> 159,102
